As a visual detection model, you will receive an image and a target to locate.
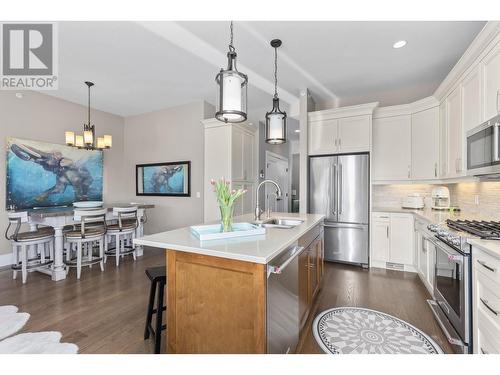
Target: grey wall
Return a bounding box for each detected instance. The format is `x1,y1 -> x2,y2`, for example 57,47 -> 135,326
123,101 -> 214,234
0,91 -> 125,255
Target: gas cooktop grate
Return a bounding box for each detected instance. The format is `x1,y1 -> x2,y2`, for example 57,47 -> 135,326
446,219 -> 500,240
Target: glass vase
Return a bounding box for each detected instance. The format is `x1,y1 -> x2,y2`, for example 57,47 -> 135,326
219,203 -> 234,232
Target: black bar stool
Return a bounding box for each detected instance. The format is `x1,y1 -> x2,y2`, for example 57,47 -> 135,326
144,266 -> 167,354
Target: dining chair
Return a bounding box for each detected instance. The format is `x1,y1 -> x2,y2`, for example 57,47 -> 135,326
64,208 -> 107,279
104,206 -> 139,267
5,211 -> 54,284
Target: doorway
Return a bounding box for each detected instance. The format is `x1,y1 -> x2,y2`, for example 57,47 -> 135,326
265,151 -> 290,213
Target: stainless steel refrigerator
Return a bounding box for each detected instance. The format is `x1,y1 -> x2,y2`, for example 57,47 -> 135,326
309,154 -> 369,266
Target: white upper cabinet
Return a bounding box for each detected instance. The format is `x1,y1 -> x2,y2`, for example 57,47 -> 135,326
411,107 -> 439,180
372,115 -> 412,181
308,103 -> 377,156
482,40 -> 500,121
446,86 -> 465,177
462,65 -> 482,134
337,115 -> 370,153
308,118 -> 338,155
203,119 -> 257,222
439,101 -> 448,177
231,126 -> 255,182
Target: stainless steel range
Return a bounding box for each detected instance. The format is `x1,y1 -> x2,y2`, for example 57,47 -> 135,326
427,219 -> 500,354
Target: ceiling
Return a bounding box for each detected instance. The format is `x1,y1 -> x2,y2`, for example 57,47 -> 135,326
44,21 -> 486,122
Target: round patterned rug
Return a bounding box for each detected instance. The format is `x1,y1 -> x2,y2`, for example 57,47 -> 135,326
313,307 -> 443,354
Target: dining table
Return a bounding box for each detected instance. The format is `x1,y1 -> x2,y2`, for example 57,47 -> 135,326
16,203 -> 154,281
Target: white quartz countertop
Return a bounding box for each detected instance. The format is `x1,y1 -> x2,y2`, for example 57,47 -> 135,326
468,238 -> 500,260
373,207 -> 499,225
134,213 -> 325,264
374,207 -> 500,259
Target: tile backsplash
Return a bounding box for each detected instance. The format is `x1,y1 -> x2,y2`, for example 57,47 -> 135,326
373,182 -> 500,218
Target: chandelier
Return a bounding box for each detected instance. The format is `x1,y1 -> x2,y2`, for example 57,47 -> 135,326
65,81 -> 112,150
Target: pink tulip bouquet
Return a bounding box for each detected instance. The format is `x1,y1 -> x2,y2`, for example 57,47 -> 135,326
211,178 -> 247,232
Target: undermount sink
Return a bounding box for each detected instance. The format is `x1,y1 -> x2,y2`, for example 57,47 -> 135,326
259,218 -> 304,229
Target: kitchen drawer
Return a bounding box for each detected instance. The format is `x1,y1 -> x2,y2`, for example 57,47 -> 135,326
476,270 -> 500,330
372,212 -> 390,222
476,325 -> 500,354
474,249 -> 500,285
477,307 -> 500,350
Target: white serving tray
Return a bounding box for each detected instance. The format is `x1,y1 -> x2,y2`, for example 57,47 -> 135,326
73,201 -> 103,208
190,222 -> 265,241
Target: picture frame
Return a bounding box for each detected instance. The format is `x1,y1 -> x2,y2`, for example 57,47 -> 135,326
136,161 -> 191,197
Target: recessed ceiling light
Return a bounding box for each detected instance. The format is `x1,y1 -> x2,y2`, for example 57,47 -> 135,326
393,40 -> 407,49
294,129 -> 300,133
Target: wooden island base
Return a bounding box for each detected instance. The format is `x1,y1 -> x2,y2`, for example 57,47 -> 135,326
166,250 -> 267,353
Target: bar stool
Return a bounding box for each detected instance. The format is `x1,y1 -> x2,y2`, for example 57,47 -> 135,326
64,208 -> 107,279
144,266 -> 167,354
5,212 -> 54,284
104,207 -> 139,267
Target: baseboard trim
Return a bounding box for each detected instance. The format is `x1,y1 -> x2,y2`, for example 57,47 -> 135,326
0,253 -> 12,269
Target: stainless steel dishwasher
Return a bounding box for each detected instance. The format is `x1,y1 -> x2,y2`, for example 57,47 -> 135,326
267,242 -> 303,354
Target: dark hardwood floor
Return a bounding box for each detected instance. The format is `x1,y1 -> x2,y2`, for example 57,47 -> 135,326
0,251 -> 452,354
297,261 -> 453,353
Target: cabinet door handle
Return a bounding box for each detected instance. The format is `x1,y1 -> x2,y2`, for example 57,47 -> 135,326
480,298 -> 499,316
434,163 -> 437,178
407,165 -> 411,179
386,226 -> 389,238
497,90 -> 500,114
339,138 -> 341,149
477,259 -> 496,273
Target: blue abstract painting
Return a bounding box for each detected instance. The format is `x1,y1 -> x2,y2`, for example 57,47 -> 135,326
136,162 -> 190,196
6,138 -> 103,209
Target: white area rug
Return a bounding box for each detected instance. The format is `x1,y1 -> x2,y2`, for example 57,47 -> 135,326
0,305 -> 30,341
0,305 -> 78,354
313,307 -> 443,354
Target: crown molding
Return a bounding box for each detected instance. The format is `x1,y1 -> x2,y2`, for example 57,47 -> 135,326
373,96 -> 439,119
434,21 -> 500,101
308,102 -> 379,121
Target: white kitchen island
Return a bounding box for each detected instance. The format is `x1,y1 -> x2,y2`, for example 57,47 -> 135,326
134,212 -> 325,354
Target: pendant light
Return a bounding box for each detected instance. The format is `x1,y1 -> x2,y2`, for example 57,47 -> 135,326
65,81 -> 112,150
265,39 -> 287,144
215,21 -> 248,123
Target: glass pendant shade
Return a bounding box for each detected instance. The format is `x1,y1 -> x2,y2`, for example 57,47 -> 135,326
83,130 -> 93,145
65,131 -> 75,146
215,52 -> 248,123
104,134 -> 112,148
265,97 -> 287,145
96,137 -> 105,149
75,135 -> 84,148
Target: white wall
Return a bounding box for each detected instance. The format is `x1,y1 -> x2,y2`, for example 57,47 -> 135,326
123,101 -> 214,234
0,91 -> 125,255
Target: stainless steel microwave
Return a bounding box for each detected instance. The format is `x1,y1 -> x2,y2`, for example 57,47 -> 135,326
466,113 -> 500,177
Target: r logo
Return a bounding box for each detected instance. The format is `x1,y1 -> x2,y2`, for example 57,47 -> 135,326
2,23 -> 53,76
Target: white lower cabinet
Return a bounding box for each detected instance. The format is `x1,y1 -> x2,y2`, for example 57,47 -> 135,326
473,246 -> 500,354
415,220 -> 436,296
371,212 -> 414,271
